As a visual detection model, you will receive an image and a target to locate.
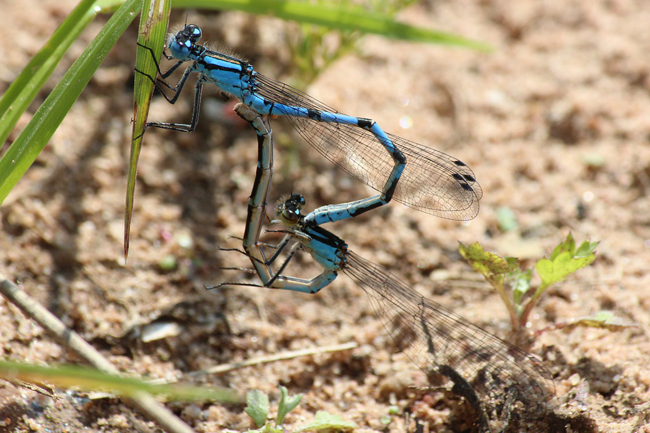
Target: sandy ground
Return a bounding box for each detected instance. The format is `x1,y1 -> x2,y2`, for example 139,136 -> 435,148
1,0 -> 650,432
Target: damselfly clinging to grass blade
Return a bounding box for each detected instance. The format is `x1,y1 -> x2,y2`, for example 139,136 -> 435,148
219,104 -> 555,432
137,24 -> 482,220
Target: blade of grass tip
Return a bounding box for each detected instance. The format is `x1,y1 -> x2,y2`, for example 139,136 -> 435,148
0,0 -> 98,147
173,0 -> 491,50
126,0 -> 171,260
0,0 -> 141,206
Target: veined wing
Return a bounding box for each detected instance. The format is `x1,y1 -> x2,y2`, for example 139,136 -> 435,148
343,251 -> 554,423
254,74 -> 482,220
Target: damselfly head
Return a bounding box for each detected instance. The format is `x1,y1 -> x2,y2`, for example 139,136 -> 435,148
168,24 -> 202,60
275,194 -> 306,226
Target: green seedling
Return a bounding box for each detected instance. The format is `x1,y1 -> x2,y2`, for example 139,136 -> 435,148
460,233 -> 605,334
234,386 -> 356,433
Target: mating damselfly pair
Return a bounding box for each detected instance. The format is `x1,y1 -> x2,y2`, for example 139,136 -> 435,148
138,24 -> 554,432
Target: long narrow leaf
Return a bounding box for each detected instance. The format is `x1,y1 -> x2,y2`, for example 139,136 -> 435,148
0,0 -> 124,147
0,0 -> 142,205
0,0 -> 97,146
0,361 -> 242,403
125,0 -> 172,259
172,0 -> 491,49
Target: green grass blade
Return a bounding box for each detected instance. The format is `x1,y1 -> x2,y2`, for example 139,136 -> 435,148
0,0 -> 142,205
0,0 -> 98,146
0,0 -> 125,147
172,0 -> 491,50
125,0 -> 172,260
0,361 -> 243,403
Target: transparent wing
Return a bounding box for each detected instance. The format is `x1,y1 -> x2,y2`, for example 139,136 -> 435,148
343,251 -> 554,423
254,74 -> 482,220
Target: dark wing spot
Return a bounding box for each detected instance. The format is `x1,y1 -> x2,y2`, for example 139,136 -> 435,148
461,183 -> 474,192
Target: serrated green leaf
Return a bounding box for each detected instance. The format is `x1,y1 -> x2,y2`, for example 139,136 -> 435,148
245,390 -> 270,428
575,240 -> 599,257
522,233 -> 599,327
550,232 -> 575,260
295,411 -> 357,432
535,252 -> 595,291
276,386 -> 302,426
459,242 -> 518,277
460,241 -> 520,327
